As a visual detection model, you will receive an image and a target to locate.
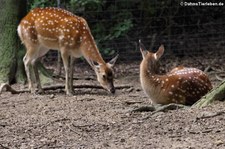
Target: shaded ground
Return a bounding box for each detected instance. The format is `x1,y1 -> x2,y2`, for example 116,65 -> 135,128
0,53 -> 225,149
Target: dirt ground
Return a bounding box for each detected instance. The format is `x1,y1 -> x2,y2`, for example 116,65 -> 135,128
0,52 -> 225,149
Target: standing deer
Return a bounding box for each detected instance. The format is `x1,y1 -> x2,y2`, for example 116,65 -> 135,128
139,40 -> 212,105
17,7 -> 118,95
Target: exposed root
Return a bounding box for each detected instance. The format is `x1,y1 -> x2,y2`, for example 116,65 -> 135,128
0,83 -> 132,94
53,74 -> 95,81
193,80 -> 225,108
0,83 -> 19,94
132,105 -> 156,112
132,103 -> 188,120
153,103 -> 187,113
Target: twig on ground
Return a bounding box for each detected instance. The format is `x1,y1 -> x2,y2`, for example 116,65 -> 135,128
204,66 -> 211,73
124,101 -> 143,105
40,118 -> 71,129
72,123 -> 95,128
215,74 -> 224,81
53,75 -> 95,81
0,144 -> 10,149
196,111 -> 225,120
0,123 -> 8,127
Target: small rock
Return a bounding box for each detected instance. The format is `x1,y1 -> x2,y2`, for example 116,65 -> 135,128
120,138 -> 126,143
49,94 -> 55,99
136,88 -> 142,92
215,140 -> 223,146
103,142 -> 110,147
127,87 -> 134,93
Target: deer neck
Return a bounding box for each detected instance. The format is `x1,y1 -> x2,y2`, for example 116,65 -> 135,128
140,59 -> 165,103
140,59 -> 162,91
140,59 -> 159,79
80,33 -> 105,65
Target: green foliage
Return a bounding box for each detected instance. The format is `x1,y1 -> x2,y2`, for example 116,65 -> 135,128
29,0 -> 56,9
105,19 -> 133,40
70,0 -> 104,12
69,0 -> 134,56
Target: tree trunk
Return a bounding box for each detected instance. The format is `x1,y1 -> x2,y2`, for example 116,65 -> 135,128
0,0 -> 26,84
193,80 -> 225,108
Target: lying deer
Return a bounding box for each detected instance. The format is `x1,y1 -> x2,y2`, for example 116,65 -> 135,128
139,40 -> 212,105
17,7 -> 118,95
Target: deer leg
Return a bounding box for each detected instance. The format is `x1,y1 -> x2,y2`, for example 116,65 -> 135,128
23,53 -> 35,94
61,49 -> 73,95
69,56 -> 75,94
32,46 -> 49,94
32,59 -> 43,94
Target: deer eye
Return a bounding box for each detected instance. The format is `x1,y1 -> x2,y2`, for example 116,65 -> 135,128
102,74 -> 106,79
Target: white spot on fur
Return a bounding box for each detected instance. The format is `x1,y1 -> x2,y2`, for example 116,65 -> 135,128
169,91 -> 173,95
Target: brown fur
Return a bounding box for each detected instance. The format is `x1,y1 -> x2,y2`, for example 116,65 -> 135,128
140,43 -> 212,105
18,7 -> 118,95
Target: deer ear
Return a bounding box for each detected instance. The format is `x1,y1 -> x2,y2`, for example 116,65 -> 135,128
155,44 -> 164,60
107,54 -> 119,67
139,40 -> 148,58
88,59 -> 100,72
